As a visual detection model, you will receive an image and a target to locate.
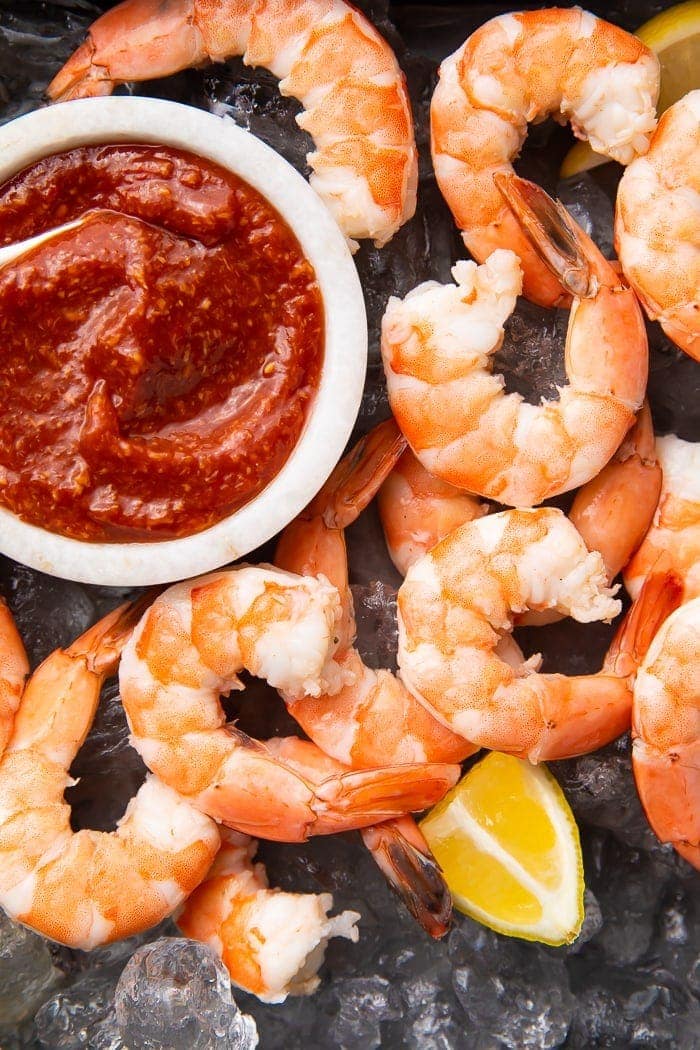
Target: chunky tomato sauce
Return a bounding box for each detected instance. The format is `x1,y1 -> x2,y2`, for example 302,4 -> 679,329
0,144 -> 323,541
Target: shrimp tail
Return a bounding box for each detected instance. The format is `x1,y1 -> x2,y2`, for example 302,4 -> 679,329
308,418 -> 407,530
605,569 -> 684,678
67,588 -> 157,676
361,816 -> 452,939
494,171 -> 594,299
313,762 -> 461,835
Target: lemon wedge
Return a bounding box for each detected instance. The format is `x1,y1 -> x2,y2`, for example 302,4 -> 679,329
560,1 -> 700,178
420,752 -> 584,945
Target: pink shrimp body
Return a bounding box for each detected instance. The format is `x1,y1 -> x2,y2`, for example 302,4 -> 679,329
377,449 -> 487,577
568,401 -> 662,583
624,435 -> 700,604
615,91 -> 700,359
632,597 -> 700,870
0,602 -> 220,949
47,0 -> 418,247
177,827 -> 359,1003
275,421 -> 473,768
275,421 -> 472,937
0,599 -> 28,758
118,566 -> 459,841
397,507 -> 681,763
381,175 -> 648,507
431,7 -> 658,305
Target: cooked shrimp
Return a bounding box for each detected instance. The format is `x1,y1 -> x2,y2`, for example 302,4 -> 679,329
177,829 -> 360,1003
568,400 -> 662,583
430,7 -> 659,306
275,421 -> 473,768
118,565 -> 459,840
0,600 -> 220,949
379,402 -> 660,587
377,449 -> 486,577
0,598 -> 28,758
615,91 -> 700,359
624,434 -> 700,603
275,421 -> 472,937
381,175 -> 648,507
47,0 -> 418,247
632,597 -> 700,870
397,507 -> 682,762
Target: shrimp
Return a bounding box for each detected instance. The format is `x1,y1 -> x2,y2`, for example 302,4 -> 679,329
177,827 -> 359,1002
47,0 -> 418,248
377,448 -> 486,577
397,507 -> 682,762
275,420 -> 473,937
0,600 -> 220,949
624,434 -> 700,603
118,565 -> 460,840
0,598 -> 28,758
378,403 -> 661,589
632,597 -> 700,870
568,400 -> 662,584
430,7 -> 659,306
615,91 -> 700,359
381,174 -> 648,507
275,421 -> 473,768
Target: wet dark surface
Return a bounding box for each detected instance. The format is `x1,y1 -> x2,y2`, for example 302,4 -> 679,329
0,1 -> 698,1047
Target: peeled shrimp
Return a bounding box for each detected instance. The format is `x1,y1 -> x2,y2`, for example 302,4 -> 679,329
177,829 -> 359,1003
615,91 -> 700,359
118,566 -> 459,840
0,601 -> 220,949
381,175 -> 648,507
378,403 -> 661,591
632,597 -> 700,870
377,448 -> 486,577
624,434 -> 700,603
47,0 -> 418,248
275,421 -> 473,769
0,599 -> 28,758
275,421 -> 473,937
568,400 -> 662,584
431,7 -> 658,305
397,507 -> 682,762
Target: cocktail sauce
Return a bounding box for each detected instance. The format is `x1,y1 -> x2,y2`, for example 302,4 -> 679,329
0,144 -> 323,540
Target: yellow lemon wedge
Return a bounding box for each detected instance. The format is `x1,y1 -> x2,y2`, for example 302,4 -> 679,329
420,752 -> 584,946
560,0 -> 700,178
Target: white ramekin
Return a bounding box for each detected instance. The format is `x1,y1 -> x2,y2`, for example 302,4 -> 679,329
0,97 -> 367,586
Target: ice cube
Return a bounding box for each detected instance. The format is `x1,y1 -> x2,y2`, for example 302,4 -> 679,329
553,738 -> 656,849
349,580 -> 399,671
0,909 -> 60,1024
556,173 -> 615,258
326,976 -> 401,1050
0,560 -> 95,667
35,973 -> 122,1050
114,938 -> 258,1049
450,922 -> 574,1048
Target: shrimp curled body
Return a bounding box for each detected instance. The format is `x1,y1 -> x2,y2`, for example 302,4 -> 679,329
624,435 -> 700,604
397,507 -> 680,762
119,566 -> 459,840
47,0 -> 418,247
615,91 -> 700,359
430,6 -> 659,305
0,604 -> 220,949
381,178 -> 648,506
632,598 -> 700,870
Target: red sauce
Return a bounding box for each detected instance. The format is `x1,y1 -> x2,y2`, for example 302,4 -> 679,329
0,144 -> 323,541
